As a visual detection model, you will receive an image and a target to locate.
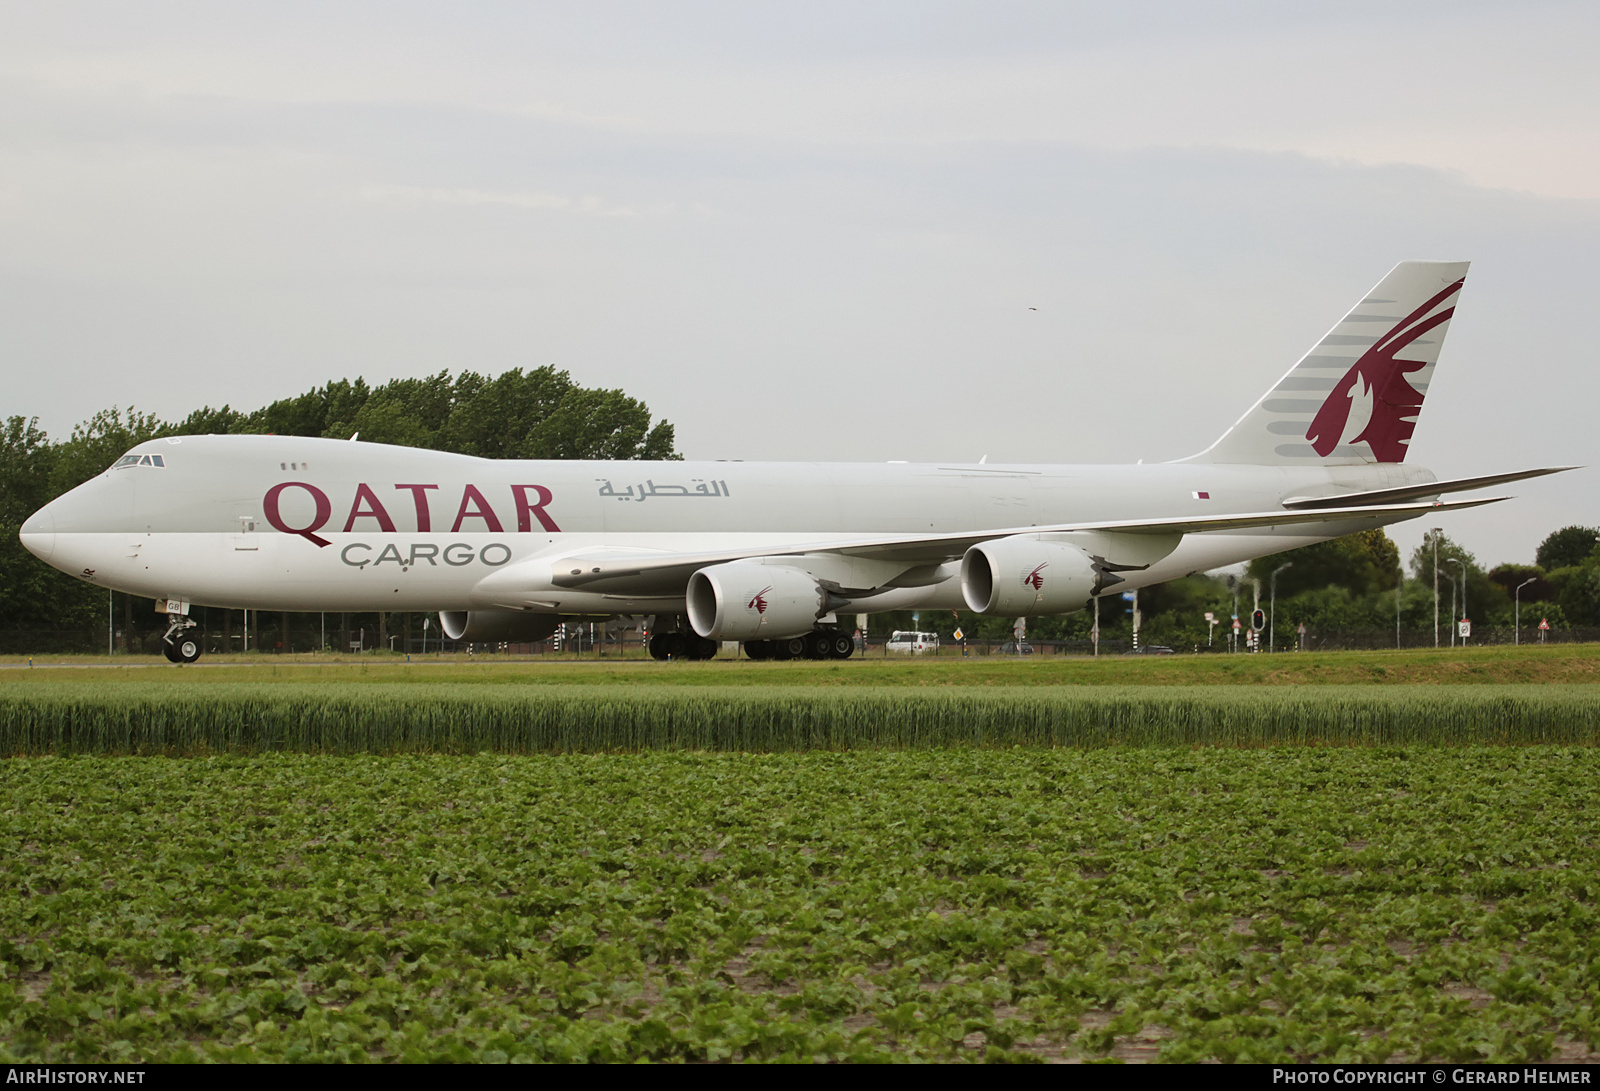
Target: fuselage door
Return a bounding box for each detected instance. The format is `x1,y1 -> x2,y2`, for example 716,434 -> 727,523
231,516 -> 260,551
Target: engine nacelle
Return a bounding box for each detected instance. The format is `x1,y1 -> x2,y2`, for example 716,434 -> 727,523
687,561 -> 826,640
961,537 -> 1098,616
439,610 -> 561,643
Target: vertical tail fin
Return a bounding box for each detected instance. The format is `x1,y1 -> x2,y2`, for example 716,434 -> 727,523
1186,261 -> 1469,465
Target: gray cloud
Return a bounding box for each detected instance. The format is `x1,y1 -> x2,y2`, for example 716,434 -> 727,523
1,2 -> 1595,567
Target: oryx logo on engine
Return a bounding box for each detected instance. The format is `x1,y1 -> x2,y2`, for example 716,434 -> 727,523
1023,563 -> 1047,591
747,586 -> 773,614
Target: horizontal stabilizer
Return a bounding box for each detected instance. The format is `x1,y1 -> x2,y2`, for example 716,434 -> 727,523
1281,466 -> 1576,509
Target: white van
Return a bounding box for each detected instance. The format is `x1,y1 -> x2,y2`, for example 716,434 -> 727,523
886,630 -> 940,654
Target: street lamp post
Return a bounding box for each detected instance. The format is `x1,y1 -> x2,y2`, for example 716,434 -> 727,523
1396,572 -> 1403,650
1247,578 -> 1262,652
1515,577 -> 1535,646
1270,562 -> 1293,653
1431,528 -> 1443,648
1447,558 -> 1465,648
1229,576 -> 1240,654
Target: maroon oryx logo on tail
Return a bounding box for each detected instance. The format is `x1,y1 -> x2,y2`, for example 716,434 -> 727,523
747,586 -> 773,614
1023,563 -> 1047,591
1304,278 -> 1463,462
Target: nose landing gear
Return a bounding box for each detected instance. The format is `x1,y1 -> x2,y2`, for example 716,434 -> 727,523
161,613 -> 202,664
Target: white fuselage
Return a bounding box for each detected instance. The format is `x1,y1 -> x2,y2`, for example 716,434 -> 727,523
20,434 -> 1436,617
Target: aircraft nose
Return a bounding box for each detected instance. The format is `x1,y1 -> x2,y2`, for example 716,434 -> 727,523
19,504 -> 55,562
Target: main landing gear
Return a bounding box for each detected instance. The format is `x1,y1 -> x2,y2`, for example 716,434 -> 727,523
743,629 -> 854,661
161,614 -> 202,664
648,632 -> 719,660
644,623 -> 855,662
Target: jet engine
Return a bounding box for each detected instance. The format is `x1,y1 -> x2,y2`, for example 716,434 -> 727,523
686,560 -> 826,640
439,610 -> 561,643
960,537 -> 1100,616
961,530 -> 1183,615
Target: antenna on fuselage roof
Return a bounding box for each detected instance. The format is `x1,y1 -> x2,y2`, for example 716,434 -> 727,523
349,432 -> 359,442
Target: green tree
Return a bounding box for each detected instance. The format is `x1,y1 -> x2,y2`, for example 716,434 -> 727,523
1277,586 -> 1360,633
1529,527 -> 1593,569
245,378 -> 373,439
324,396 -> 438,450
1410,529 -> 1472,588
174,405 -> 247,435
1553,564 -> 1600,626
1247,530 -> 1401,598
1409,530 -> 1511,624
1488,564 -> 1554,605
437,367 -> 678,461
1536,526 -> 1600,571
0,418 -> 66,628
1130,574 -> 1233,648
47,407 -> 173,497
521,386 -> 678,461
242,366 -> 679,460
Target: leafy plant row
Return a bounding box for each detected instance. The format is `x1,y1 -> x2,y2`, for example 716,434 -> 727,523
4,749 -> 1599,1062
2,684 -> 1598,754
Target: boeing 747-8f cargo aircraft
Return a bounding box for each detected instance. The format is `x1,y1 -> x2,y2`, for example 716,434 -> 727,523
18,261 -> 1569,661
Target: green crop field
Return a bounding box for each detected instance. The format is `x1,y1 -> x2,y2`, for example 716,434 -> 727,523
3,683 -> 1600,754
4,749 -> 1598,1063
4,649 -> 1597,1062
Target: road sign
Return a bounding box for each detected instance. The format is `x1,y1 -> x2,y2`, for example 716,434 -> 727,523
1539,618 -> 1550,631
1204,612 -> 1214,622
1232,617 -> 1241,631
953,628 -> 964,641
1458,619 -> 1471,638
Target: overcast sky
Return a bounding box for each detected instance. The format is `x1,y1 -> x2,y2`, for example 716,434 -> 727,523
3,1 -> 1596,568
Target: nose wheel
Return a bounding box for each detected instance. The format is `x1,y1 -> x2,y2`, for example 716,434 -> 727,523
161,615 -> 202,664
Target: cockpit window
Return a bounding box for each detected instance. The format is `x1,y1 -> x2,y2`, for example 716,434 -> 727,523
111,454 -> 166,470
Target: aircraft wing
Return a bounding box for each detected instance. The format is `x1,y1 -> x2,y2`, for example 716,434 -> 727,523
545,495 -> 1506,594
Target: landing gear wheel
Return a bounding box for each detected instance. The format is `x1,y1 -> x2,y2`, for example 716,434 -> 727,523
160,615 -> 202,665
649,632 -> 685,660
773,637 -> 805,661
684,636 -> 718,660
743,640 -> 772,660
803,631 -> 832,660
828,633 -> 854,659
